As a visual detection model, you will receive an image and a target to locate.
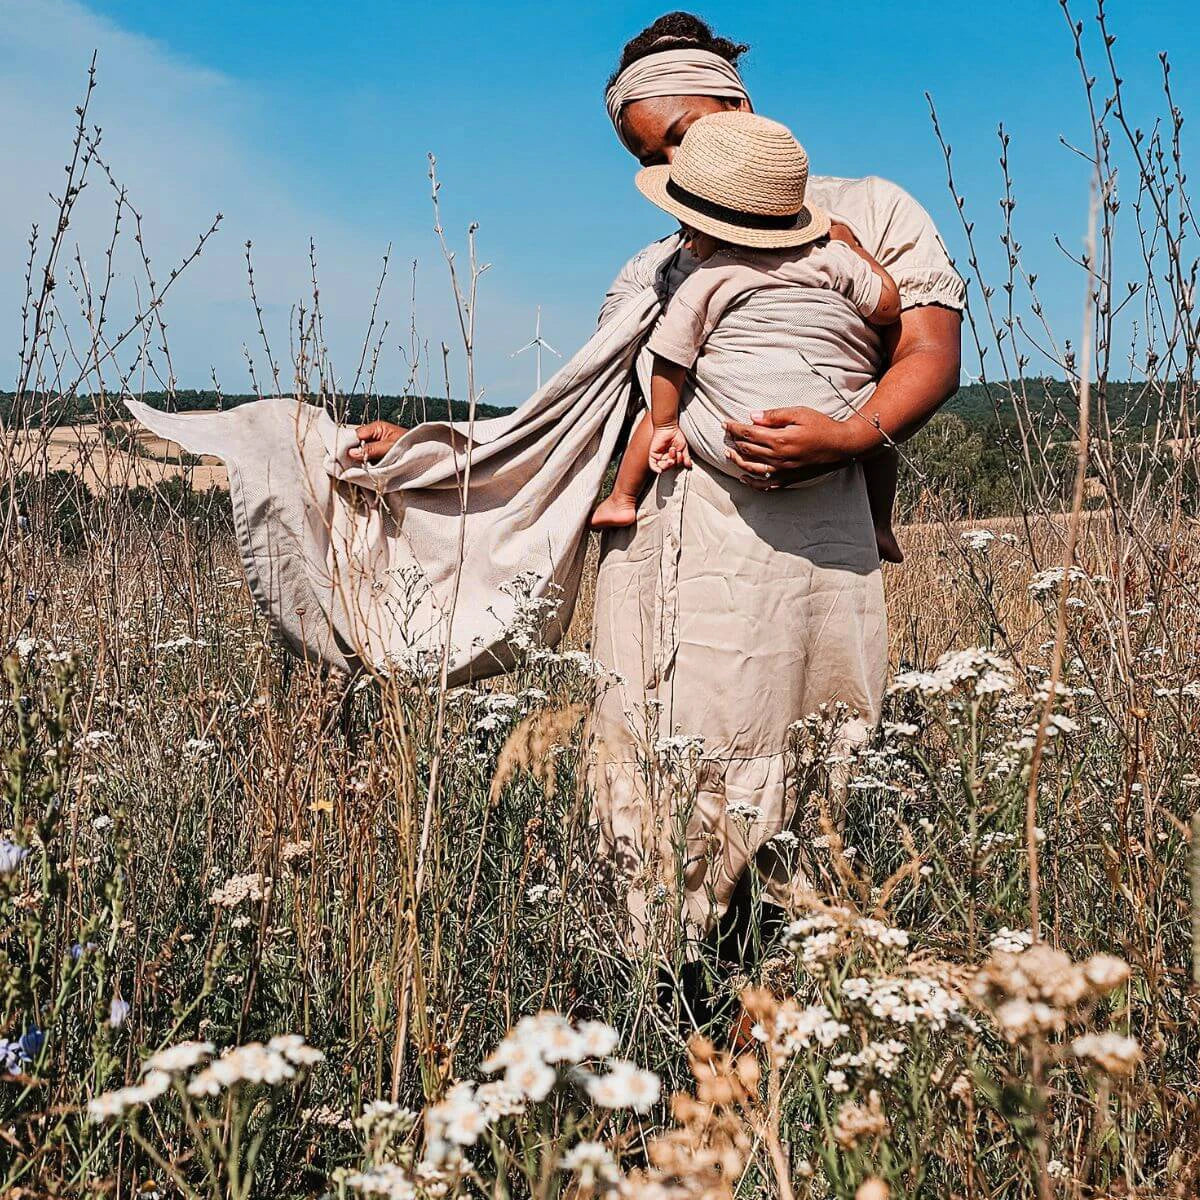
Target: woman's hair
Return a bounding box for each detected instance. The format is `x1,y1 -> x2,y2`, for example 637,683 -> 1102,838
606,12 -> 749,89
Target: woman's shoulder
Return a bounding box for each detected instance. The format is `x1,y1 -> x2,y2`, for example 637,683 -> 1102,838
807,174 -> 925,222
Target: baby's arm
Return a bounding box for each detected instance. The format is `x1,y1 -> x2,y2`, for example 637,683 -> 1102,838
649,356 -> 692,473
847,243 -> 901,326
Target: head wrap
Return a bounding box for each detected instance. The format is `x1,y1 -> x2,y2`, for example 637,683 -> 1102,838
605,48 -> 752,153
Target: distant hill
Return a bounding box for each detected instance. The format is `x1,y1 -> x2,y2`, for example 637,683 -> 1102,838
945,379 -> 1185,435
2,380 -> 1186,439
0,390 -> 511,429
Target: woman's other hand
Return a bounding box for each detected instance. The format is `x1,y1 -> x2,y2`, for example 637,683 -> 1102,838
349,420 -> 406,463
724,408 -> 875,487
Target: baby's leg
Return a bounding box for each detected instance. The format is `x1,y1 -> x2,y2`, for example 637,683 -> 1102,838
862,443 -> 903,563
591,411 -> 653,529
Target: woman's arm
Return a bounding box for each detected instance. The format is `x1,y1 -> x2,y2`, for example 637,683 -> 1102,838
724,304 -> 961,483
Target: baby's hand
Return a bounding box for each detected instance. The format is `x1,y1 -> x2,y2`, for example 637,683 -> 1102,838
648,424 -> 692,474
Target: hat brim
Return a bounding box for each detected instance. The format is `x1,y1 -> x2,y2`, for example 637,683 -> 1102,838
636,165 -> 831,250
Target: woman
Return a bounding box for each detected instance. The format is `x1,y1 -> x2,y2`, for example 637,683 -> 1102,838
357,14 -> 963,953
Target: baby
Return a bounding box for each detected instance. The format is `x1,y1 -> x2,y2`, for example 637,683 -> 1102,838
591,111 -> 904,563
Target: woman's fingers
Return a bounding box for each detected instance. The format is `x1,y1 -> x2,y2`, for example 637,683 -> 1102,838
724,419 -> 784,454
726,445 -> 774,476
350,420 -> 405,462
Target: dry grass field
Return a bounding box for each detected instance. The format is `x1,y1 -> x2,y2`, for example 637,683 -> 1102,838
2,11 -> 1199,1196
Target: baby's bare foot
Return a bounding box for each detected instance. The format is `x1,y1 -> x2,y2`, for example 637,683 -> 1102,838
876,525 -> 904,564
591,495 -> 638,529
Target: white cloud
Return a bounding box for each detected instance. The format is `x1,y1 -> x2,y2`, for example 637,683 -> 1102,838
0,0 -> 544,402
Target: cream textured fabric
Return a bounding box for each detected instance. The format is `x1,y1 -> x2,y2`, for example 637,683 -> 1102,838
127,171 -> 962,942
647,239 -> 885,474
126,234 -> 678,682
605,49 -> 751,152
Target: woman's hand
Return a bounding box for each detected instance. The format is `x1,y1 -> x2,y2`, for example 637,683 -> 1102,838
348,420 -> 406,463
724,408 -> 876,487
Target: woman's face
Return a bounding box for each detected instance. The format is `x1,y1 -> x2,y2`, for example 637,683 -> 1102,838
619,94 -> 748,166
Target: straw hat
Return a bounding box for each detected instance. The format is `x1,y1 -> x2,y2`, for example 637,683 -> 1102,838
636,110 -> 829,250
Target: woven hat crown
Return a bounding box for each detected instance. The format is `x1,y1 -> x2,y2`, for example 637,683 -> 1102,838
670,111 -> 809,218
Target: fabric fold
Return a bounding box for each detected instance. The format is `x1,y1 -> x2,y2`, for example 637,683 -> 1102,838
128,236 -> 681,682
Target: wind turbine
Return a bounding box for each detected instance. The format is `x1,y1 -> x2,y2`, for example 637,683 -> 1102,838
511,307 -> 561,391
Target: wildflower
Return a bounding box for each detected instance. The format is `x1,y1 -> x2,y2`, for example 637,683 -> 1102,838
356,1100 -> 419,1146
143,1040 -> 215,1075
1083,953 -> 1130,993
989,927 -> 1033,954
87,1071 -> 171,1122
961,528 -> 997,551
0,1039 -> 29,1076
560,1141 -> 620,1186
186,1041 -> 307,1095
725,799 -> 761,821
1028,566 -> 1089,595
1047,1159 -> 1069,1179
108,997 -> 131,1028
856,1180 -> 890,1200
303,1103 -> 348,1126
768,830 -> 799,848
827,1068 -> 849,1093
537,1017 -> 586,1064
474,1080 -> 526,1119
19,1027 -> 44,1061
208,873 -> 270,908
268,1033 -> 325,1066
753,1001 -> 848,1059
1072,1032 -> 1141,1076
993,997 -> 1064,1040
505,1058 -> 557,1101
92,814 -> 113,832
586,1060 -> 661,1112
890,648 -> 1015,700
577,1020 -> 620,1058
344,1163 -> 417,1199
428,1084 -> 489,1146
654,734 -> 706,767
0,839 -> 30,874
525,883 -> 553,903
856,918 -> 909,950
281,840 -> 312,865
833,1090 -> 888,1149
841,977 -> 872,1002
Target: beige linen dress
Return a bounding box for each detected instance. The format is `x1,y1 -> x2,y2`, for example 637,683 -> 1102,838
589,174 -> 965,942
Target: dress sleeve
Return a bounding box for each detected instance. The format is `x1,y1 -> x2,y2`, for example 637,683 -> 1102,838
850,176 -> 965,313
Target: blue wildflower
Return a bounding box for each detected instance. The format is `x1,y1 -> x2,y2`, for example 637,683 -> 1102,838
0,839 -> 29,875
19,1026 -> 44,1061
0,1039 -> 29,1076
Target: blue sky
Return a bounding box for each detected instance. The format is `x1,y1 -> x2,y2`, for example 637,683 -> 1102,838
2,0 -> 1197,404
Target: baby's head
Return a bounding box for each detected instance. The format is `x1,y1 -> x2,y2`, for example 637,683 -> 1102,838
636,110 -> 830,253
680,226 -> 724,261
